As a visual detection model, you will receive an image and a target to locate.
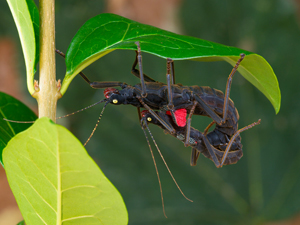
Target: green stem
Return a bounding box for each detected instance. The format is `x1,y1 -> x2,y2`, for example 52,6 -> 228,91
37,0 -> 58,122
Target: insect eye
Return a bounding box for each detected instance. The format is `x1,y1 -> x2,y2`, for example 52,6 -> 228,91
112,99 -> 118,104
147,117 -> 152,122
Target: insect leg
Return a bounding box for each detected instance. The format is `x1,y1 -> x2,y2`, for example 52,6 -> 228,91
137,107 -> 142,121
190,53 -> 245,126
165,58 -> 181,124
204,121 -> 216,135
55,49 -> 92,85
166,58 -> 174,108
170,59 -> 175,84
193,93 -> 223,124
135,41 -> 148,97
137,96 -> 176,134
131,50 -> 156,82
89,81 -> 127,89
190,148 -> 200,166
221,53 -> 245,123
201,134 -> 221,168
219,119 -> 261,167
55,49 -> 127,89
184,101 -> 197,147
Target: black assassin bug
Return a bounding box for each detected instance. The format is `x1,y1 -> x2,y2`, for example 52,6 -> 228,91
56,42 -> 246,162
140,109 -> 261,167
57,41 -> 245,145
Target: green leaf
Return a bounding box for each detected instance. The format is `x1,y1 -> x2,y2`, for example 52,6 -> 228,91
62,13 -> 280,113
0,92 -> 37,167
17,221 -> 25,225
3,117 -> 128,225
6,0 -> 39,95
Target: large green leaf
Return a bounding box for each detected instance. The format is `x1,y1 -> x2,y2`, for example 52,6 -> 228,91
62,13 -> 280,113
3,117 -> 128,225
6,0 -> 39,94
0,92 -> 37,167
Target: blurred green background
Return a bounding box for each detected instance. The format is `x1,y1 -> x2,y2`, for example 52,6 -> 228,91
1,0 -> 300,224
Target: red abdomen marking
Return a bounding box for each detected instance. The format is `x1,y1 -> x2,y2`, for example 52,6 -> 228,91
166,108 -> 187,127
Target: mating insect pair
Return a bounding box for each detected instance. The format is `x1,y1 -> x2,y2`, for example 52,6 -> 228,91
60,41 -> 260,168
55,44 -> 261,217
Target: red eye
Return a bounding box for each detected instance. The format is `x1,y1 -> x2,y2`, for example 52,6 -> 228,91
141,110 -> 149,117
104,88 -> 118,99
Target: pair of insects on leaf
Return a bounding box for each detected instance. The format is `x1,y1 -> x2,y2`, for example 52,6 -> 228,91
57,42 -> 262,217
60,42 -> 260,169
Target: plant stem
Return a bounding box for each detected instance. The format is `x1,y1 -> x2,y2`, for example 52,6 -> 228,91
37,0 -> 58,122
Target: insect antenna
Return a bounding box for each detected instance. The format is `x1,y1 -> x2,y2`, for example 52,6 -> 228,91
140,119 -> 167,218
141,118 -> 193,204
57,99 -> 107,119
3,118 -> 35,123
3,99 -> 107,123
84,101 -> 109,146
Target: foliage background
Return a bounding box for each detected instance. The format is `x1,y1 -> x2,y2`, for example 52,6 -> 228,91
0,0 -> 300,224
